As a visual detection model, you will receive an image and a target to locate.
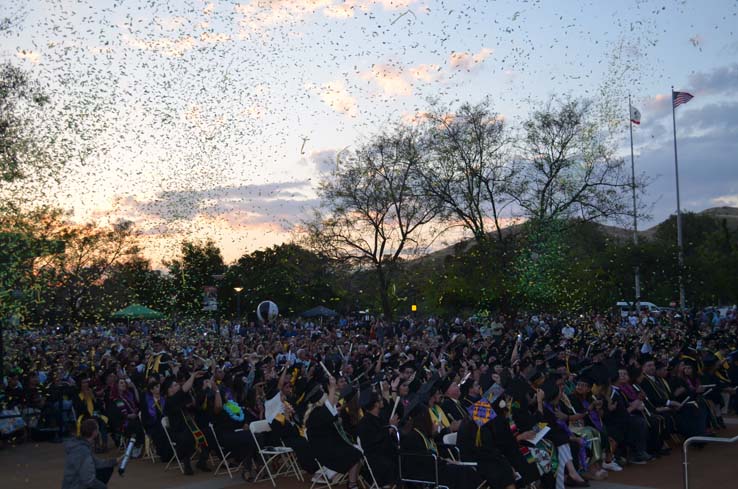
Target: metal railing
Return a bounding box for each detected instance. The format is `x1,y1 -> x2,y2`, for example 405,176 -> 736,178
683,434 -> 738,489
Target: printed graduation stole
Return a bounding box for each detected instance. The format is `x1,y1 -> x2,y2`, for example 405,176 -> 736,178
182,412 -> 208,448
429,405 -> 450,429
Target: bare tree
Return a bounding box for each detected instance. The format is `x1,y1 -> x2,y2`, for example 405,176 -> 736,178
304,126 -> 439,319
512,98 -> 633,225
419,100 -> 516,242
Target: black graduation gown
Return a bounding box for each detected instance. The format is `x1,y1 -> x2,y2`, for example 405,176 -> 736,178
213,409 -> 257,469
269,414 -> 318,473
163,390 -> 205,461
507,377 -> 539,432
441,397 -> 469,423
457,419 -> 516,489
306,404 -> 362,473
668,377 -> 709,436
640,375 -> 677,435
489,414 -> 540,486
357,412 -> 398,486
400,429 -> 480,489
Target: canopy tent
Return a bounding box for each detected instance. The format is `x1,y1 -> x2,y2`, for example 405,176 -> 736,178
111,304 -> 165,320
301,305 -> 339,318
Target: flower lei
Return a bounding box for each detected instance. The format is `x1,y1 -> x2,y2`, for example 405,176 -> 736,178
224,400 -> 244,423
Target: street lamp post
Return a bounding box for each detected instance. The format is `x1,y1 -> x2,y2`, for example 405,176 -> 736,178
233,287 -> 243,323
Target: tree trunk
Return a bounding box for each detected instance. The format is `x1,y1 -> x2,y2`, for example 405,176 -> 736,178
376,265 -> 393,321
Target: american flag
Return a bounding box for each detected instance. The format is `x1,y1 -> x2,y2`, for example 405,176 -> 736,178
673,91 -> 694,108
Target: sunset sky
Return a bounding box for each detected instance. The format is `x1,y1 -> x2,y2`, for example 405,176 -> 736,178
3,0 -> 737,265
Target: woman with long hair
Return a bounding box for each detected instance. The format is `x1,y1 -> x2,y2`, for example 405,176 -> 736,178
110,377 -> 144,457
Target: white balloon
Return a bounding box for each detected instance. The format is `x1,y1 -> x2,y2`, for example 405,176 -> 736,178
256,300 -> 279,323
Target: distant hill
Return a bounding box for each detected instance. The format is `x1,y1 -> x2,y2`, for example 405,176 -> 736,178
420,206 -> 738,262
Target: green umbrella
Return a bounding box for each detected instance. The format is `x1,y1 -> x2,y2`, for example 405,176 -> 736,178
111,304 -> 165,320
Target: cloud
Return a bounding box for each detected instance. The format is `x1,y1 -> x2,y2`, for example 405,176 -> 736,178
156,16 -> 187,31
124,27 -> 232,57
641,64 -> 738,121
235,0 -> 418,33
408,63 -> 441,82
712,194 -> 738,207
687,63 -> 738,96
16,49 -> 41,63
112,181 -> 318,230
310,149 -> 338,174
361,64 -> 413,96
202,2 -> 216,16
448,47 -> 492,71
124,34 -> 199,57
309,80 -> 358,116
636,101 -> 738,226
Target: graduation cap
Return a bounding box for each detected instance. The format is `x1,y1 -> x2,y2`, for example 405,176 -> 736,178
358,388 -> 376,410
467,399 -> 496,427
437,376 -> 454,395
681,357 -> 698,370
400,393 -> 427,426
161,376 -> 176,396
340,384 -> 356,402
541,379 -> 560,402
576,373 -> 595,386
467,399 -> 496,446
303,382 -> 325,405
581,363 -> 611,386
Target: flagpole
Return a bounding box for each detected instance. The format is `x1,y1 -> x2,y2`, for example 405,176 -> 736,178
671,86 -> 686,311
628,94 -> 641,309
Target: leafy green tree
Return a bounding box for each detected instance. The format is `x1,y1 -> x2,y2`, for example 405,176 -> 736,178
165,239 -> 226,316
226,243 -> 340,318
102,256 -> 173,314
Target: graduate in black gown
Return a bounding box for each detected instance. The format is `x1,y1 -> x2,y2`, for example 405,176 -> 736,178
400,396 -> 480,489
305,375 -> 363,489
211,382 -> 258,481
162,371 -> 211,475
266,370 -> 318,474
356,390 -> 399,487
457,399 -> 517,489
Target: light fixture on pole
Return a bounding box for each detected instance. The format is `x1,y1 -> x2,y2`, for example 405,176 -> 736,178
233,287 -> 243,323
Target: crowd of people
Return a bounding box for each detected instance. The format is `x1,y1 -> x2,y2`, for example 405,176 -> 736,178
1,306 -> 737,489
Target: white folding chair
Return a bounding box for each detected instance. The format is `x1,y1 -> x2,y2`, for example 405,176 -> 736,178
310,460 -> 348,489
441,432 -> 488,489
356,436 -> 383,489
208,422 -> 243,478
161,416 -> 184,473
249,419 -> 303,487
442,432 -> 461,461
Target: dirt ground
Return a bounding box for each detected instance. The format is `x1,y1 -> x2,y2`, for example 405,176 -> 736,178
2,422 -> 736,489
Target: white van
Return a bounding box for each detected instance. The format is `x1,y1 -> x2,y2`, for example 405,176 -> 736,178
616,301 -> 661,317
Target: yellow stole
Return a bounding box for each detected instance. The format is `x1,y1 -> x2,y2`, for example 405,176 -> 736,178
429,405 -> 450,429
414,428 -> 438,454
